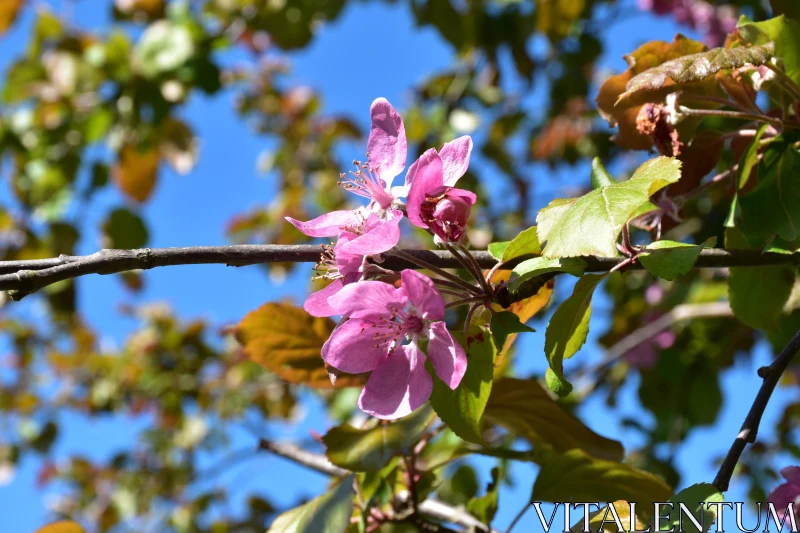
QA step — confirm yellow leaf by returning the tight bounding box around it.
[491,270,553,368]
[115,144,160,203]
[236,302,367,388]
[34,521,86,533]
[0,0,24,36]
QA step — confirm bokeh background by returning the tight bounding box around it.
[0,1,796,532]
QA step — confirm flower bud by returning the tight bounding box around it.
[427,190,473,243]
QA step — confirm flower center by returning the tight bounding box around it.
[337,159,394,210]
[311,244,342,281]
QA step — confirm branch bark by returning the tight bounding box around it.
[712,326,800,491]
[0,244,796,300]
[257,438,498,533]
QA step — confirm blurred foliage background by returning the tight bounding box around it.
[2,0,798,532]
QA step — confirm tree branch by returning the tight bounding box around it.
[257,438,498,533]
[712,326,800,491]
[0,245,796,300]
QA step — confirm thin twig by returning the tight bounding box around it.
[445,296,486,309]
[0,245,797,300]
[506,501,531,533]
[712,326,800,491]
[678,106,795,130]
[390,248,483,296]
[573,302,734,394]
[257,438,497,532]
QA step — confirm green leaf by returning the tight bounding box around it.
[661,483,724,533]
[466,466,502,527]
[726,228,796,332]
[537,198,577,244]
[322,407,434,472]
[591,157,617,189]
[638,238,715,281]
[738,123,770,189]
[738,15,800,84]
[490,311,535,350]
[510,257,587,289]
[487,241,510,261]
[729,265,795,331]
[618,43,776,101]
[483,377,624,461]
[739,139,800,246]
[103,208,149,250]
[502,226,542,262]
[541,157,682,258]
[429,325,496,445]
[544,274,606,396]
[531,450,672,509]
[267,475,354,533]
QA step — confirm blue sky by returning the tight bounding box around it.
[0,1,797,532]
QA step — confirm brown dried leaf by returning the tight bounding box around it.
[597,35,713,149]
[619,42,775,101]
[236,302,367,388]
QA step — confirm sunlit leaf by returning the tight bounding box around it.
[738,15,800,84]
[267,475,354,533]
[540,157,682,258]
[661,483,724,533]
[502,226,542,262]
[510,256,586,289]
[484,377,624,461]
[619,43,775,102]
[544,274,606,396]
[322,407,433,471]
[591,157,617,189]
[532,450,672,508]
[569,501,648,533]
[428,325,496,445]
[236,302,366,388]
[487,241,509,261]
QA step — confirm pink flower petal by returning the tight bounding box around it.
[406,149,444,228]
[783,466,800,486]
[401,270,444,321]
[768,482,800,522]
[447,187,477,205]
[427,321,467,389]
[327,279,406,319]
[368,98,407,186]
[285,209,358,237]
[338,210,403,256]
[439,136,473,187]
[303,278,345,317]
[322,318,397,373]
[358,344,433,420]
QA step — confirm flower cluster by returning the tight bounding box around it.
[286,98,476,420]
[637,0,737,47]
[769,467,800,522]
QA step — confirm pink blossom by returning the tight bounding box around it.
[637,0,736,47]
[303,211,402,317]
[769,467,800,522]
[285,98,410,254]
[407,138,476,243]
[321,269,467,419]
